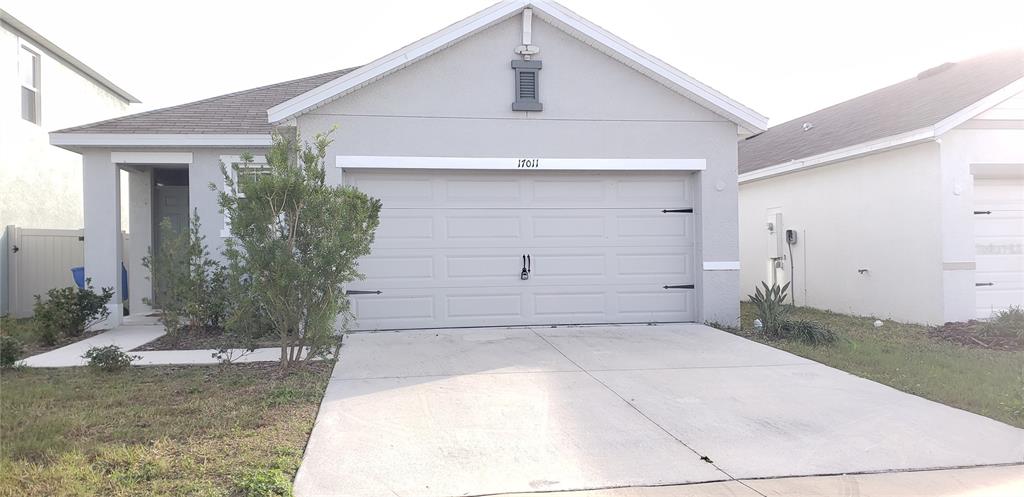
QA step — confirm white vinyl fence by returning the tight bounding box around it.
[3,226,128,318]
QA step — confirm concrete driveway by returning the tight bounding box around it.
[294,324,1024,497]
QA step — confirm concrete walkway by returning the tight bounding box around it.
[294,324,1024,497]
[19,315,296,367]
[496,465,1024,497]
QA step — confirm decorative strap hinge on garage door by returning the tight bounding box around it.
[663,284,695,290]
[662,208,694,213]
[973,210,992,215]
[346,290,382,295]
[975,282,995,287]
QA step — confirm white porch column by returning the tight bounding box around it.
[82,151,123,328]
[128,167,153,315]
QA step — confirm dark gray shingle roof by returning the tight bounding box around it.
[739,49,1024,174]
[55,67,358,134]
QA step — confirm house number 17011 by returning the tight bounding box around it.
[517,159,539,168]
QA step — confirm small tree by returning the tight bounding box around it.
[215,129,381,368]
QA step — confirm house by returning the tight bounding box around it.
[739,50,1024,325]
[50,0,766,330]
[0,9,138,315]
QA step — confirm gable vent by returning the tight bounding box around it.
[512,59,542,111]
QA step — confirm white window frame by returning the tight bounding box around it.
[19,40,41,124]
[220,155,268,237]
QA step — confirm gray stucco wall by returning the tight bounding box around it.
[294,15,742,324]
[79,14,744,325]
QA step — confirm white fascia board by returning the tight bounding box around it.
[111,152,193,164]
[267,1,527,123]
[738,128,936,184]
[336,156,706,171]
[50,133,273,148]
[267,0,767,133]
[703,261,740,271]
[933,76,1024,135]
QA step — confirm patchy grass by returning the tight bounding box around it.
[0,362,331,496]
[735,303,1024,428]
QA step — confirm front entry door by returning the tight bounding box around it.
[152,182,189,306]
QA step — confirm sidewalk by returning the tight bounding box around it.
[495,465,1024,497]
[19,315,297,367]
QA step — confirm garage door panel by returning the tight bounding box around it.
[357,246,694,289]
[346,171,694,209]
[349,176,435,205]
[352,295,436,325]
[371,209,692,249]
[533,179,606,203]
[529,254,606,278]
[346,169,697,329]
[974,177,1024,318]
[532,215,606,239]
[358,256,435,280]
[534,292,606,317]
[445,255,520,280]
[617,290,695,319]
[446,293,523,319]
[446,216,523,240]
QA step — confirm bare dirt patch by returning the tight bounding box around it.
[928,321,1023,351]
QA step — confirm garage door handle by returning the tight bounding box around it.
[346,290,382,295]
[975,282,994,287]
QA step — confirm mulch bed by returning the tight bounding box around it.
[132,331,278,351]
[928,321,1023,351]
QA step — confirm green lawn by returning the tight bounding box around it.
[737,303,1024,428]
[0,362,331,497]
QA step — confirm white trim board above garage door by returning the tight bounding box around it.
[343,169,697,330]
[337,156,706,171]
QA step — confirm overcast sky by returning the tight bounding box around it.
[6,0,1023,126]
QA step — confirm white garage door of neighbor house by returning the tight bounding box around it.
[343,170,697,330]
[974,176,1024,318]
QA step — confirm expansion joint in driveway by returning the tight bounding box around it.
[528,327,769,497]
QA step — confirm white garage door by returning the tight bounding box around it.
[974,176,1024,318]
[343,170,697,330]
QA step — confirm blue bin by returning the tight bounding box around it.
[70,264,128,301]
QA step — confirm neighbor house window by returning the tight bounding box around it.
[19,45,40,124]
[220,156,269,237]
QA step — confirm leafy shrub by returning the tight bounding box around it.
[33,282,114,345]
[781,319,837,346]
[235,467,292,497]
[1,335,25,367]
[143,212,227,335]
[748,282,791,339]
[979,305,1024,340]
[82,345,140,372]
[217,130,381,369]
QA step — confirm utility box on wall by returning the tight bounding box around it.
[766,212,784,259]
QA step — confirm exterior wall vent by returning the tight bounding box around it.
[512,59,542,111]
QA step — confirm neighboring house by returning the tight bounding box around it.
[739,50,1024,325]
[0,9,138,315]
[50,0,766,330]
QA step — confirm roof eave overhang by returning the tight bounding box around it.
[1,9,140,104]
[738,76,1024,184]
[266,0,767,133]
[49,133,273,151]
